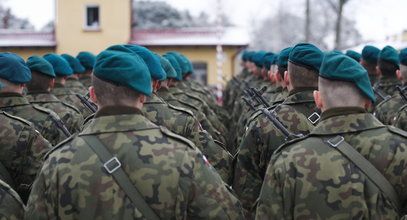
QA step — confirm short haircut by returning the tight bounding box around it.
[360,58,377,75]
[92,75,141,106]
[26,71,53,91]
[400,65,407,82]
[278,66,287,79]
[319,77,368,109]
[0,78,20,91]
[378,59,399,76]
[287,62,318,88]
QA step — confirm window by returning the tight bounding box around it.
[85,5,100,30]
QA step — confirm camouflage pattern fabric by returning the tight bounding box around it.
[256,107,407,219]
[0,92,68,146]
[65,78,88,96]
[375,76,402,96]
[51,83,94,118]
[142,92,232,183]
[0,111,51,200]
[25,107,244,219]
[0,179,24,220]
[79,75,92,88]
[394,104,407,131]
[374,92,407,125]
[26,91,84,134]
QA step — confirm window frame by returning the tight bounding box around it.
[84,4,101,31]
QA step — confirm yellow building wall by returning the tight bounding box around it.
[2,47,56,60]
[146,46,241,86]
[56,0,131,55]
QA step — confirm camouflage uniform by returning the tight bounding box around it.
[0,111,51,200]
[0,92,68,146]
[26,91,84,134]
[79,75,92,88]
[256,107,407,219]
[65,77,88,95]
[0,179,24,220]
[233,88,317,214]
[142,92,232,183]
[394,104,407,131]
[374,91,407,125]
[25,107,244,219]
[52,82,94,118]
[375,76,402,96]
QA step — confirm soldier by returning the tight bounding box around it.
[375,45,402,96]
[0,52,69,146]
[233,43,323,215]
[61,54,88,95]
[25,55,84,134]
[345,50,361,62]
[270,47,292,104]
[394,104,407,131]
[360,45,381,86]
[45,53,96,118]
[0,179,25,219]
[256,51,407,219]
[76,51,96,88]
[25,46,244,219]
[374,48,407,125]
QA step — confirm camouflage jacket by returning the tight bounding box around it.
[0,179,25,220]
[25,107,244,219]
[375,76,402,96]
[65,78,88,96]
[0,92,69,146]
[394,104,407,131]
[0,111,51,200]
[142,93,232,183]
[374,92,407,125]
[26,91,84,134]
[79,75,92,88]
[52,83,94,118]
[256,107,407,219]
[233,89,318,214]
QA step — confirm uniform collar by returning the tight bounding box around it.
[156,87,176,100]
[26,92,60,103]
[311,107,384,135]
[145,92,166,104]
[0,92,30,107]
[283,88,316,105]
[94,106,142,118]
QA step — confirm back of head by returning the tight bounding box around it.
[378,45,400,77]
[93,45,152,107]
[0,52,31,93]
[288,43,323,88]
[319,52,375,109]
[277,47,293,79]
[26,56,56,91]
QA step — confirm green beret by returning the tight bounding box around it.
[26,56,55,78]
[247,51,256,62]
[320,51,375,102]
[61,54,85,74]
[157,55,177,79]
[108,45,166,81]
[0,52,31,83]
[163,54,182,81]
[278,47,293,67]
[379,45,399,66]
[399,48,407,66]
[289,43,324,71]
[361,45,380,64]
[94,47,152,96]
[76,51,96,70]
[272,54,279,65]
[345,50,361,62]
[242,51,250,62]
[44,54,73,76]
[167,52,188,74]
[179,54,194,74]
[332,50,344,54]
[263,53,275,70]
[252,51,267,68]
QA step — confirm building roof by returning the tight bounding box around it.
[0,30,56,47]
[130,27,250,47]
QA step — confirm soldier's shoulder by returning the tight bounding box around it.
[0,180,24,208]
[168,104,195,117]
[44,134,77,159]
[386,125,407,138]
[32,104,57,116]
[177,99,200,111]
[158,126,195,150]
[273,134,316,155]
[61,102,81,114]
[1,111,33,126]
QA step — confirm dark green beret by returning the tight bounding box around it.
[272,54,279,65]
[43,54,73,76]
[163,54,182,81]
[289,43,324,71]
[61,54,85,74]
[0,52,31,83]
[399,48,407,66]
[94,47,152,96]
[345,50,361,62]
[26,56,55,78]
[252,51,267,68]
[76,51,96,70]
[361,45,380,64]
[247,51,256,62]
[278,47,293,67]
[179,54,194,74]
[320,51,375,102]
[167,52,188,74]
[107,45,166,82]
[157,55,176,79]
[379,45,399,66]
[242,51,250,62]
[332,50,344,54]
[263,53,275,70]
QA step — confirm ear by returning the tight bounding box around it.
[139,94,146,104]
[396,69,402,80]
[49,78,55,89]
[313,90,323,110]
[89,86,98,104]
[364,99,372,109]
[376,66,382,76]
[284,71,290,86]
[276,71,282,82]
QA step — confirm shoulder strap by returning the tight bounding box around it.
[325,135,401,212]
[80,135,160,220]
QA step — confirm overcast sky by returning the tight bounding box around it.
[3,0,407,42]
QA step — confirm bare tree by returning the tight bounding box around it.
[327,0,350,50]
[305,0,311,42]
